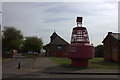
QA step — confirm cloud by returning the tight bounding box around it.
[2,2,118,46]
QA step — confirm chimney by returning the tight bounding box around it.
[108,32,112,35]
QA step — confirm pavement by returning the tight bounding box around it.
[2,57,35,78]
[2,56,120,79]
[32,57,65,73]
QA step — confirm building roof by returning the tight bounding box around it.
[49,32,69,45]
[111,33,120,40]
[102,32,120,43]
[50,32,58,38]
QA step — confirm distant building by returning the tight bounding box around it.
[2,51,13,58]
[102,32,120,63]
[46,32,69,57]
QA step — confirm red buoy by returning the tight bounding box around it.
[68,17,94,66]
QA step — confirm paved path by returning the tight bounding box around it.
[3,58,35,73]
[29,57,120,79]
[2,58,36,78]
[2,57,120,79]
[32,57,64,73]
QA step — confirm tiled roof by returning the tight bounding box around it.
[102,32,120,43]
[111,33,120,40]
[49,32,69,45]
[50,32,58,38]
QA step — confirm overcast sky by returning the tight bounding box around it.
[1,1,118,46]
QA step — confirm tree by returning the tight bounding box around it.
[23,36,43,52]
[43,44,47,51]
[95,45,103,57]
[2,27,23,51]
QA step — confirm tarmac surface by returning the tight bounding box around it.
[2,56,120,79]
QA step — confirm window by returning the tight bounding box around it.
[56,46,62,50]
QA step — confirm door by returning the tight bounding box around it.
[57,50,62,58]
[56,46,62,58]
[112,48,118,61]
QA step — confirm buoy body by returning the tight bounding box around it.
[68,17,94,66]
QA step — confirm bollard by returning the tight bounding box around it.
[18,62,20,69]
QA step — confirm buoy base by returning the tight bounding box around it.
[71,59,88,66]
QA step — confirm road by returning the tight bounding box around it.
[3,57,35,78]
[2,57,120,80]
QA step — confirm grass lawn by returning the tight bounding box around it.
[0,57,2,60]
[2,58,13,61]
[23,53,38,59]
[50,57,120,69]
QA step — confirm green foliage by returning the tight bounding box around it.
[88,58,120,69]
[50,57,71,65]
[43,44,47,51]
[95,45,103,57]
[2,27,23,51]
[50,57,120,69]
[23,36,43,52]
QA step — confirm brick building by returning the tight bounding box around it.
[102,32,120,63]
[46,32,69,57]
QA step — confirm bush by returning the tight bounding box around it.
[95,45,103,57]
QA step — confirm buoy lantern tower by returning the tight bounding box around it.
[68,17,94,66]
